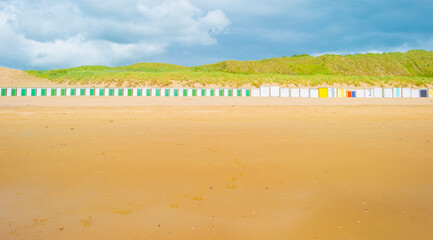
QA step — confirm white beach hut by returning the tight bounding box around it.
[280,88,290,97]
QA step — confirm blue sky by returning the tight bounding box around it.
[1,0,433,70]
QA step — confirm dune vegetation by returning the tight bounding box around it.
[27,50,433,87]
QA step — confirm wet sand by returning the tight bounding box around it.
[1,101,433,239]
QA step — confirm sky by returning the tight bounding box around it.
[1,0,433,70]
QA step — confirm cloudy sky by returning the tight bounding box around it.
[1,0,433,70]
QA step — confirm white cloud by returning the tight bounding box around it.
[310,40,433,57]
[0,0,230,69]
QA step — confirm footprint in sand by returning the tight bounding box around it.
[113,210,132,215]
[225,159,246,189]
[32,218,48,227]
[80,217,93,227]
[169,203,179,209]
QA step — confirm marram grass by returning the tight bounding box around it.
[27,50,433,87]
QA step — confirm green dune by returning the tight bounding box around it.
[27,50,433,87]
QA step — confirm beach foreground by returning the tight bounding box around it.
[1,102,433,239]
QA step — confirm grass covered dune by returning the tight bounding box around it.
[27,50,433,87]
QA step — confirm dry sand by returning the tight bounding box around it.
[0,68,65,88]
[1,99,433,240]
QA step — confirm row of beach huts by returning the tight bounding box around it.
[1,87,432,98]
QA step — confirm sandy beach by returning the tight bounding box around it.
[1,99,433,239]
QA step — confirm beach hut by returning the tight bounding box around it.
[241,89,250,97]
[76,88,84,96]
[177,88,185,97]
[26,88,35,96]
[81,88,86,96]
[132,88,140,96]
[337,88,347,98]
[159,88,167,97]
[373,88,383,98]
[146,88,153,96]
[327,88,337,98]
[216,89,222,97]
[95,88,102,96]
[402,88,411,98]
[15,88,22,96]
[122,88,128,96]
[106,88,114,96]
[280,88,290,97]
[87,88,93,96]
[0,88,6,96]
[383,88,393,98]
[151,88,161,97]
[270,86,280,97]
[70,88,78,96]
[205,89,211,96]
[6,88,14,96]
[49,88,57,96]
[260,86,270,97]
[42,88,48,96]
[125,88,133,96]
[364,89,373,98]
[231,88,237,97]
[184,88,191,97]
[211,89,217,96]
[420,89,428,98]
[290,88,300,97]
[300,88,309,98]
[60,88,66,96]
[46,88,52,96]
[206,89,213,96]
[310,89,319,98]
[222,89,229,97]
[429,89,433,98]
[356,90,365,98]
[115,88,123,96]
[17,88,26,96]
[411,89,420,98]
[393,88,401,97]
[94,88,102,96]
[251,88,260,97]
[168,88,175,97]
[318,88,328,98]
[6,88,15,96]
